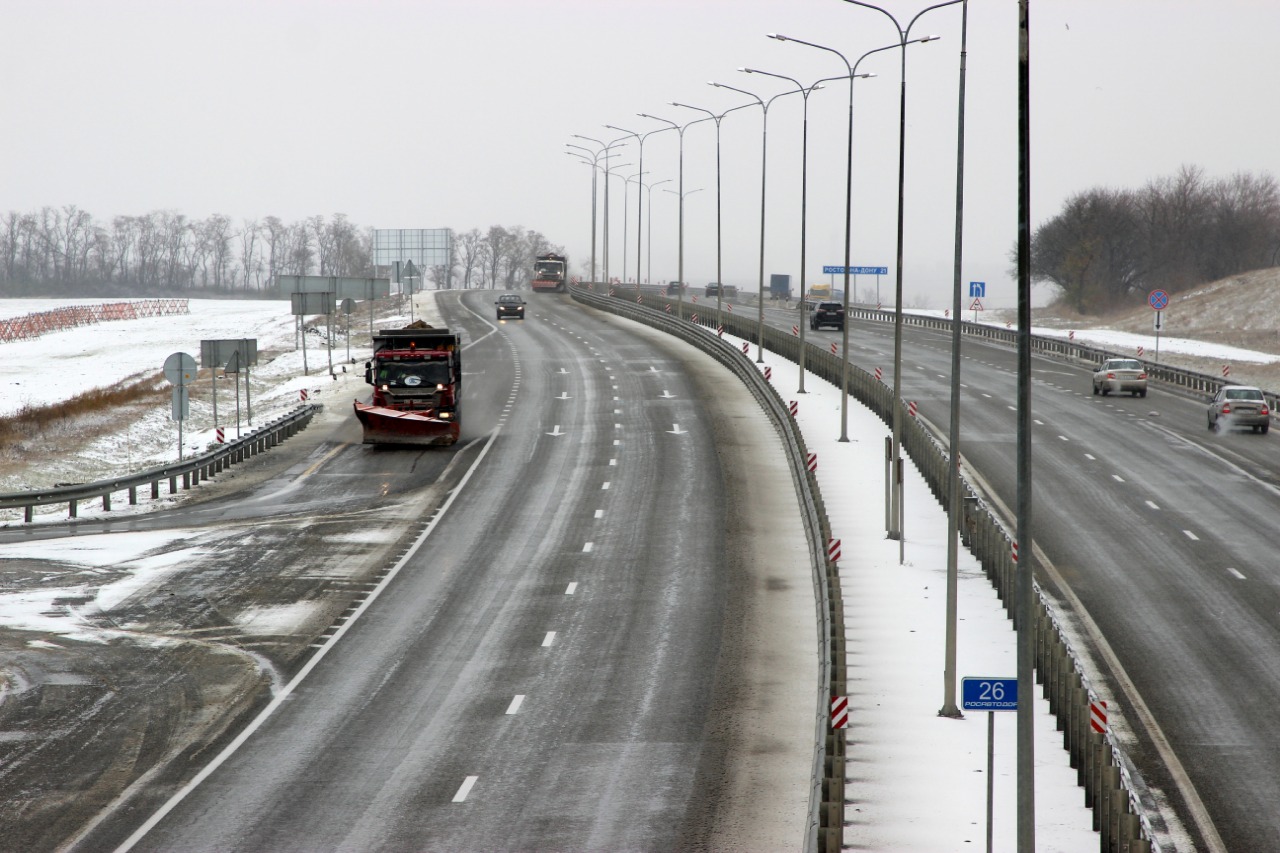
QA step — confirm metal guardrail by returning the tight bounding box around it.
[0,405,319,524]
[570,284,844,853]
[575,282,1164,853]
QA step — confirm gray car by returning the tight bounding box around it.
[1208,385,1271,434]
[1092,358,1147,397]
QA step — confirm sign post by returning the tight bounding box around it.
[963,677,1018,853]
[163,352,197,461]
[1149,289,1168,363]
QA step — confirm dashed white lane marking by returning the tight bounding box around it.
[1112,474,1125,483]
[565,582,578,595]
[1145,500,1160,510]
[594,509,604,519]
[1058,435,1070,441]
[1226,568,1247,580]
[453,776,479,802]
[613,439,621,446]
[609,458,617,466]
[1084,453,1096,461]
[542,631,556,647]
[1184,530,1200,541]
[602,482,611,490]
[505,695,525,715]
[583,542,594,553]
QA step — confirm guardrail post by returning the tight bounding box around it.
[128,485,138,506]
[68,498,77,518]
[102,492,111,512]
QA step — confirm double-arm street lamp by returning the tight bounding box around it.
[573,134,630,285]
[741,67,823,393]
[566,143,623,284]
[708,80,810,364]
[670,100,756,313]
[604,124,676,288]
[637,113,713,312]
[645,178,672,282]
[623,171,647,284]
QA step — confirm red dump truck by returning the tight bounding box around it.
[531,252,568,293]
[353,327,462,446]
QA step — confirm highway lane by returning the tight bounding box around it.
[104,291,814,852]
[751,301,1280,851]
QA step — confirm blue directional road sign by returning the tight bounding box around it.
[823,265,888,275]
[962,677,1018,711]
[969,281,986,298]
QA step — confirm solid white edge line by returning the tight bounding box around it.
[111,426,505,853]
[453,776,479,802]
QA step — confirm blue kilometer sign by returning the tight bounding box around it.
[962,677,1018,711]
[823,265,888,275]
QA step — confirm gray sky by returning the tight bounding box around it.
[3,1,1276,308]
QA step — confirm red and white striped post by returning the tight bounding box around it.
[300,389,309,402]
[827,538,841,562]
[789,400,798,417]
[874,366,882,383]
[908,401,918,418]
[764,366,772,382]
[807,452,817,473]
[1090,699,1108,733]
[792,325,799,336]
[830,342,838,355]
[741,342,750,355]
[831,696,849,729]
[1223,364,1231,378]
[216,427,225,444]
[1011,541,1019,563]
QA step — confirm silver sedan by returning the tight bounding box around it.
[1208,385,1271,434]
[1092,358,1148,397]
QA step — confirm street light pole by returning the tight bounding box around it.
[638,113,711,314]
[623,171,647,284]
[840,0,958,549]
[605,124,675,288]
[646,178,671,282]
[671,100,755,314]
[567,143,623,285]
[709,80,808,364]
[742,68,823,393]
[574,134,629,285]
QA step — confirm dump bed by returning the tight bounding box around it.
[372,328,460,355]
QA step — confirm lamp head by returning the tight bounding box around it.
[737,67,749,73]
[767,33,786,41]
[923,34,941,42]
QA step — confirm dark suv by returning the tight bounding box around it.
[809,301,844,330]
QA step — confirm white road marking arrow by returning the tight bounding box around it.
[659,390,675,399]
[555,392,572,400]
[557,368,569,374]
[547,425,565,437]
[649,366,659,372]
[667,423,687,435]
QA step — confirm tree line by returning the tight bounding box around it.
[0,206,563,297]
[1023,165,1280,314]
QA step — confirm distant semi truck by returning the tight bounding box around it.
[769,274,792,302]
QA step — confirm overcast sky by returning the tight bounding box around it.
[3,1,1276,308]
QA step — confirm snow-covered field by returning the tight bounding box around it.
[2,294,1225,850]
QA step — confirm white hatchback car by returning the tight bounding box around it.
[1092,358,1147,397]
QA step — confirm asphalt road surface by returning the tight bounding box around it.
[43,291,816,852]
[768,301,1279,852]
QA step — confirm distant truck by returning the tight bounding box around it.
[769,273,792,302]
[353,327,462,446]
[531,252,568,293]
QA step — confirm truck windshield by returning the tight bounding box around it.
[381,361,451,387]
[535,262,563,277]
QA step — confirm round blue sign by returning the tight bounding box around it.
[1148,289,1169,310]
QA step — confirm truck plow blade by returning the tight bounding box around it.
[354,401,459,446]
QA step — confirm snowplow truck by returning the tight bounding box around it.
[531,252,568,293]
[354,328,462,446]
